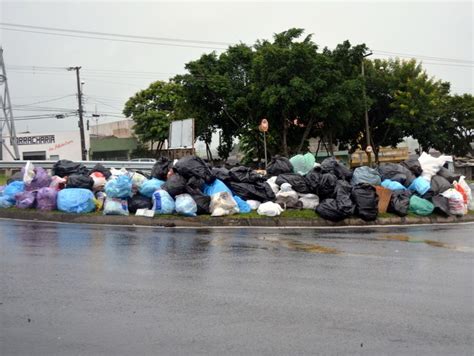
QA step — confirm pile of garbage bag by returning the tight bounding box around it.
[0,152,472,221]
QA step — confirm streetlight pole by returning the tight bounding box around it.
[68,66,87,160]
[361,52,373,166]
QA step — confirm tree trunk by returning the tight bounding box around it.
[282,118,289,157]
[205,141,213,162]
[297,117,315,154]
[328,130,334,156]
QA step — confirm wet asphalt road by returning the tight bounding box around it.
[1,220,473,355]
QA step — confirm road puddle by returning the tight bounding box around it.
[378,235,473,253]
[256,236,340,254]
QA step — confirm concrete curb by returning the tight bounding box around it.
[1,209,473,228]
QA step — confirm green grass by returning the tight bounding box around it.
[0,175,6,186]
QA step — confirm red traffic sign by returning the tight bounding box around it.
[365,145,373,153]
[259,118,269,132]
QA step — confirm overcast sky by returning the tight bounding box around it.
[0,0,472,134]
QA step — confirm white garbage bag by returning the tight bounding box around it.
[210,191,239,217]
[298,193,320,209]
[441,188,466,216]
[418,152,453,181]
[246,200,261,210]
[266,176,280,195]
[257,201,284,217]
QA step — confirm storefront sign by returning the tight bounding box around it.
[11,135,56,146]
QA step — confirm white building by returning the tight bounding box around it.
[1,130,90,161]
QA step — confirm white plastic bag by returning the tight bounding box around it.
[299,193,320,209]
[246,200,261,210]
[210,191,239,217]
[23,161,35,185]
[90,172,107,191]
[457,176,473,211]
[441,188,465,216]
[130,172,148,191]
[110,167,128,178]
[266,176,280,195]
[103,197,129,216]
[257,201,284,217]
[276,183,298,200]
[418,152,453,181]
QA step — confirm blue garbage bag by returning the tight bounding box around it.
[233,195,251,213]
[0,197,13,208]
[381,179,406,191]
[152,190,175,215]
[203,179,232,196]
[3,181,25,203]
[57,188,95,213]
[175,193,197,217]
[105,175,132,198]
[139,178,165,198]
[408,176,431,196]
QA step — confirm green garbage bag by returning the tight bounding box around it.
[409,195,434,216]
[290,153,315,175]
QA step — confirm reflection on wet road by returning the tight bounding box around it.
[1,220,473,355]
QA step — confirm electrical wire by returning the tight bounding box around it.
[0,22,232,46]
[0,27,227,50]
[14,94,75,107]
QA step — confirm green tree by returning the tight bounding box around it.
[123,80,184,155]
[435,94,474,156]
[347,58,451,162]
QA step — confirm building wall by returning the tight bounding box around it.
[90,119,135,138]
[2,130,90,161]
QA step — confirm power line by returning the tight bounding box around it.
[0,22,232,46]
[0,27,227,50]
[14,94,75,107]
[372,49,474,64]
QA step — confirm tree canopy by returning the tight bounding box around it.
[124,28,472,161]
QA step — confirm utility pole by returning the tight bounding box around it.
[68,66,87,160]
[361,52,373,166]
[0,47,20,160]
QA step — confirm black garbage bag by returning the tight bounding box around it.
[228,181,275,202]
[351,183,379,221]
[90,163,111,179]
[320,157,353,181]
[66,174,94,190]
[151,157,172,180]
[7,171,23,184]
[185,187,211,214]
[162,173,187,198]
[431,195,451,217]
[276,195,303,209]
[436,167,460,184]
[377,163,415,187]
[211,167,231,183]
[317,173,338,200]
[275,173,310,194]
[387,189,412,217]
[127,194,152,214]
[187,176,205,190]
[174,156,215,184]
[53,159,88,177]
[431,175,451,195]
[229,166,265,184]
[304,168,322,193]
[401,158,423,177]
[266,156,293,176]
[421,189,434,201]
[315,180,354,221]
